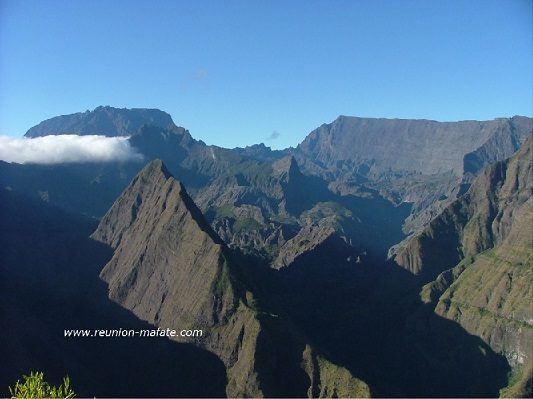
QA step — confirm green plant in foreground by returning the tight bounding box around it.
[9,371,75,398]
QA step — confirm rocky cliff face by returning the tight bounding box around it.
[25,106,175,137]
[91,160,254,395]
[92,159,370,397]
[296,115,530,178]
[394,138,532,396]
[295,115,532,233]
[194,155,343,260]
[394,137,532,281]
[91,160,232,327]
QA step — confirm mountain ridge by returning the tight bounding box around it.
[3,106,531,396]
[91,159,371,397]
[25,106,175,138]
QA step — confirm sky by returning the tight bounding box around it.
[0,0,531,149]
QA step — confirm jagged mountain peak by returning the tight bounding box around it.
[137,158,171,179]
[91,158,235,328]
[124,158,174,193]
[92,158,221,250]
[272,154,302,181]
[233,142,287,162]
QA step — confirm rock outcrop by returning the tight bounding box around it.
[14,107,532,241]
[6,105,532,397]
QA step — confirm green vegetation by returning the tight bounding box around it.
[214,203,234,219]
[419,256,472,305]
[443,298,533,330]
[300,202,353,231]
[269,213,298,225]
[257,242,280,262]
[499,364,533,398]
[314,354,371,398]
[223,160,274,188]
[233,217,262,233]
[302,201,352,221]
[9,372,75,399]
[463,211,484,235]
[211,258,232,297]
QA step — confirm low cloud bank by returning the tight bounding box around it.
[0,135,143,164]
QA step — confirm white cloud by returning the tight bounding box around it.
[0,135,143,164]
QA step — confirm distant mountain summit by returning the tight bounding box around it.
[24,106,175,137]
[294,114,532,232]
[296,115,531,178]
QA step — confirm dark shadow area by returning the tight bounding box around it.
[254,314,311,398]
[281,173,338,217]
[0,160,143,218]
[0,171,513,397]
[267,252,510,397]
[337,194,412,261]
[0,189,227,397]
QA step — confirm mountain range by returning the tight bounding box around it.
[1,106,531,397]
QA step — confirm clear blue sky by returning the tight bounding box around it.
[0,0,531,149]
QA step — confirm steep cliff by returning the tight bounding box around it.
[395,138,532,396]
[394,137,532,281]
[295,115,532,233]
[296,115,530,179]
[91,159,370,397]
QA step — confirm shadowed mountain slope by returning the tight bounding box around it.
[0,160,142,218]
[11,108,532,239]
[0,188,227,397]
[393,137,533,397]
[91,159,371,397]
